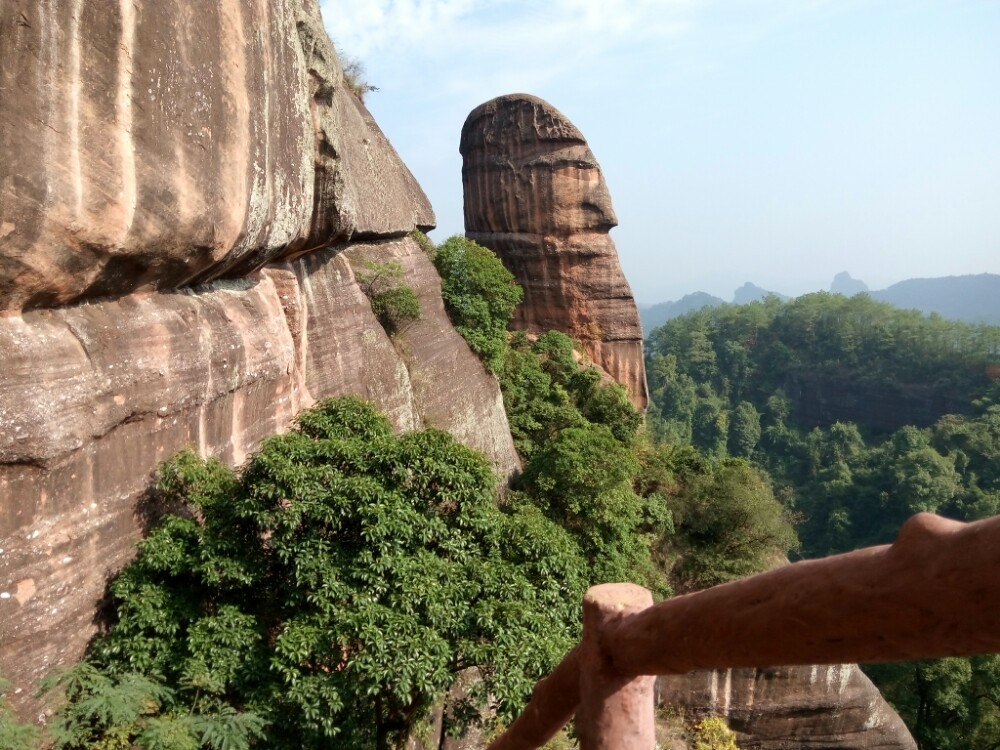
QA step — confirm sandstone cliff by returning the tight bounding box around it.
[0,0,517,710]
[460,94,649,410]
[659,665,917,750]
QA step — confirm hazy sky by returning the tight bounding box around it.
[319,0,999,303]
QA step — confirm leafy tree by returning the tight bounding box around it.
[432,235,523,373]
[659,459,799,592]
[40,664,265,750]
[866,657,1000,750]
[516,425,668,596]
[646,294,1000,748]
[499,332,641,460]
[58,398,588,750]
[356,260,421,333]
[728,401,761,457]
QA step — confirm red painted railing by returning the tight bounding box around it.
[488,512,1000,750]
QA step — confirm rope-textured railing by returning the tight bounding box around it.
[488,512,1000,750]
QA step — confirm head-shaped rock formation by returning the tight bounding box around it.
[461,94,648,410]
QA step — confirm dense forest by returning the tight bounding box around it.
[0,237,794,749]
[646,292,1000,750]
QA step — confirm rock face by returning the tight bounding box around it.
[460,94,648,410]
[658,666,917,749]
[0,0,433,312]
[0,0,516,712]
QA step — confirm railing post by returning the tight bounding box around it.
[576,583,655,750]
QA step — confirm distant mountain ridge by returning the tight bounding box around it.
[639,273,1000,335]
[871,274,1000,326]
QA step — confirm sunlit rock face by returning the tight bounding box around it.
[0,0,517,713]
[0,0,433,312]
[658,665,917,750]
[460,93,649,410]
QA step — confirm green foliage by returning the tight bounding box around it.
[517,424,664,592]
[40,663,265,750]
[867,656,1000,750]
[647,294,1000,747]
[500,332,641,459]
[59,398,587,749]
[432,235,523,373]
[728,401,761,457]
[636,449,799,593]
[647,293,999,447]
[356,260,421,333]
[691,716,738,750]
[0,678,41,750]
[410,229,435,258]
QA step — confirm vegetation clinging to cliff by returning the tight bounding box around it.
[431,235,523,374]
[356,260,421,334]
[434,235,797,597]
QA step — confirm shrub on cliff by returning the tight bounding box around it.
[432,235,523,373]
[356,260,421,334]
[338,48,378,102]
[691,716,738,750]
[55,398,587,750]
[516,424,669,597]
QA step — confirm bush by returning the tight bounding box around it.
[356,260,421,334]
[57,398,587,749]
[411,229,435,258]
[432,236,523,373]
[338,48,378,102]
[691,716,738,750]
[659,459,799,592]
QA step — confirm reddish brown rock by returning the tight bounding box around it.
[0,237,518,712]
[658,666,916,750]
[460,94,648,410]
[0,0,433,312]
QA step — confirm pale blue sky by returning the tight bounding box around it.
[320,0,999,303]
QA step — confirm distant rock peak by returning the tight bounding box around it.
[831,271,870,296]
[461,94,647,409]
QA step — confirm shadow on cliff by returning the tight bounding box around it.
[88,482,198,639]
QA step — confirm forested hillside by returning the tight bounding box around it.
[646,292,1000,749]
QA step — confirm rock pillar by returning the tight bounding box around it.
[460,94,649,410]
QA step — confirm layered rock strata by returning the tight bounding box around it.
[460,94,648,410]
[658,666,916,750]
[0,0,516,712]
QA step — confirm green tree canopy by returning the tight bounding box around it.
[57,398,588,750]
[432,235,523,373]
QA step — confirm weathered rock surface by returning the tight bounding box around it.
[0,235,519,711]
[658,666,916,749]
[0,0,433,312]
[460,94,648,410]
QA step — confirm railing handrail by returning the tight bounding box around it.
[489,512,1000,749]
